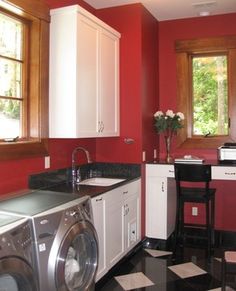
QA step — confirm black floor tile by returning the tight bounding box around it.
[184,273,221,290]
[95,245,225,291]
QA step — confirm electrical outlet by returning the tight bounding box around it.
[44,156,50,169]
[192,207,198,216]
[142,151,146,162]
[154,149,157,159]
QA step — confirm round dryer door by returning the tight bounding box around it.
[0,257,38,291]
[56,220,98,291]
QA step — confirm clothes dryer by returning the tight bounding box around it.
[0,190,98,291]
[0,213,38,291]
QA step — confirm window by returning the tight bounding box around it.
[192,54,228,136]
[0,0,49,160]
[175,36,236,149]
[0,12,26,139]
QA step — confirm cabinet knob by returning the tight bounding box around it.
[161,182,164,192]
[98,121,101,132]
[101,121,104,132]
[96,197,103,202]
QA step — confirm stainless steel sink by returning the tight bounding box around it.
[78,177,126,186]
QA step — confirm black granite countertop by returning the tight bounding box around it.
[28,162,141,199]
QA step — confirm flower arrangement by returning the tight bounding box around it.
[153,110,184,162]
[154,110,184,137]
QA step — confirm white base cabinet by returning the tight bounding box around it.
[105,188,124,268]
[49,5,120,138]
[91,179,141,282]
[145,164,176,240]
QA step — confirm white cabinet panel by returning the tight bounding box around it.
[212,166,236,180]
[49,5,120,138]
[91,195,106,281]
[146,164,176,240]
[77,14,99,136]
[146,164,174,178]
[99,29,120,136]
[122,180,141,251]
[105,188,124,267]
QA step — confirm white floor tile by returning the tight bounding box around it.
[168,262,207,278]
[115,272,154,290]
[144,248,173,257]
[209,287,235,291]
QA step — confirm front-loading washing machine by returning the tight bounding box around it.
[0,190,98,291]
[0,212,38,291]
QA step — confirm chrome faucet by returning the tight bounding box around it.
[72,147,92,184]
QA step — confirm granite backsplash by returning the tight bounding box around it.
[29,162,141,190]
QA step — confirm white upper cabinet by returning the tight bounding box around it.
[49,5,120,138]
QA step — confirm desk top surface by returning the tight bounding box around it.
[146,159,236,167]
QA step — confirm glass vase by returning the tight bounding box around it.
[164,135,173,163]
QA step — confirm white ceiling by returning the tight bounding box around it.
[83,0,236,21]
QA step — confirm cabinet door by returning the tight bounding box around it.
[77,13,100,137]
[91,195,107,281]
[105,189,124,267]
[146,173,176,240]
[99,28,120,136]
[124,193,140,251]
[49,8,78,138]
[146,176,168,239]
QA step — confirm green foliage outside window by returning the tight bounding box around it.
[0,12,22,137]
[192,55,228,136]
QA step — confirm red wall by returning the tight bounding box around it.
[159,13,236,159]
[96,5,143,163]
[0,139,96,195]
[141,7,159,161]
[96,4,158,163]
[159,13,236,231]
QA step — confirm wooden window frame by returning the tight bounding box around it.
[176,36,236,149]
[0,0,50,160]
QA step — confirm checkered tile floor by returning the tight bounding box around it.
[95,246,236,290]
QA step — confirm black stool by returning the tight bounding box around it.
[173,163,216,256]
[222,250,236,290]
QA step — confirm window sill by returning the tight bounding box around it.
[177,136,235,149]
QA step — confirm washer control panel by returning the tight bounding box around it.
[0,220,32,254]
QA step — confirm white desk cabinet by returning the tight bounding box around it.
[92,179,141,282]
[49,5,120,138]
[146,164,176,240]
[212,166,236,180]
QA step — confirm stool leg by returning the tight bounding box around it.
[222,257,226,291]
[173,196,180,256]
[211,196,215,247]
[206,200,210,256]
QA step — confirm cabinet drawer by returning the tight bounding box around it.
[121,179,141,198]
[146,164,174,178]
[212,166,236,180]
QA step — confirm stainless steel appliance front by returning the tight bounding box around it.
[0,213,38,291]
[0,191,98,291]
